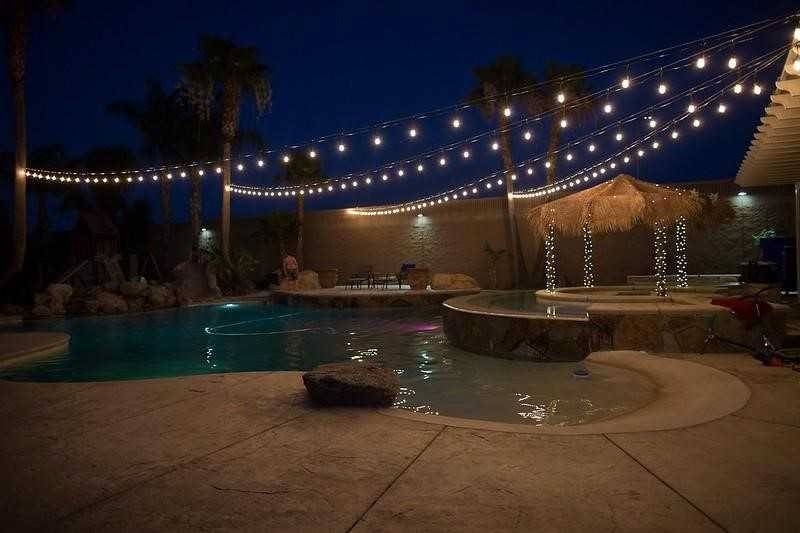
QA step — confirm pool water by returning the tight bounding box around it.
[1,303,656,426]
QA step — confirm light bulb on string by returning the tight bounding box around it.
[523,130,532,141]
[658,83,668,95]
[451,118,461,129]
[717,103,727,114]
[236,163,244,171]
[621,77,631,89]
[603,103,613,114]
[545,160,552,168]
[337,143,346,152]
[257,159,264,167]
[733,83,742,94]
[439,157,447,166]
[491,141,499,151]
[408,128,417,138]
[687,103,696,113]
[588,143,596,152]
[615,131,624,141]
[462,149,470,159]
[671,130,679,139]
[695,56,706,69]
[503,106,512,117]
[527,167,534,175]
[566,153,573,161]
[559,118,568,128]
[556,92,566,104]
[308,150,316,158]
[215,167,222,174]
[373,136,382,146]
[417,164,424,172]
[693,117,702,127]
[728,56,738,69]
[753,83,762,95]
[282,155,290,163]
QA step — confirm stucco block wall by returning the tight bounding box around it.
[166,181,793,288]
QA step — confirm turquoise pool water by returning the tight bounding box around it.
[1,303,655,425]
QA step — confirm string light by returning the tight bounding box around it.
[621,77,631,89]
[373,136,382,146]
[582,214,595,288]
[503,106,512,117]
[556,92,566,103]
[654,220,669,297]
[603,103,613,113]
[523,130,533,141]
[451,118,461,128]
[491,141,500,150]
[675,216,688,288]
[733,83,743,93]
[695,56,707,69]
[282,155,290,163]
[658,83,668,94]
[728,56,738,69]
[560,118,568,128]
[752,83,762,95]
[337,143,346,152]
[545,217,558,293]
[687,102,697,113]
[717,103,727,113]
[408,128,417,138]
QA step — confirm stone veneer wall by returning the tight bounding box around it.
[164,181,792,288]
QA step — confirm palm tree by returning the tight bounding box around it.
[108,80,196,269]
[1,0,70,286]
[181,35,271,261]
[467,56,539,288]
[542,62,594,184]
[279,150,324,269]
[254,211,299,257]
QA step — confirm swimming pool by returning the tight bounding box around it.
[1,303,656,425]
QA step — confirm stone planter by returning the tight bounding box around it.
[317,269,338,289]
[407,268,430,290]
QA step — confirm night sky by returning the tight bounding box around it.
[1,0,798,228]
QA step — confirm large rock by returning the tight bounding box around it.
[431,273,480,290]
[31,304,52,318]
[46,283,73,306]
[119,280,148,297]
[147,285,176,308]
[302,363,400,407]
[96,291,128,314]
[296,270,320,291]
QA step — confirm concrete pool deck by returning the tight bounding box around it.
[1,353,798,532]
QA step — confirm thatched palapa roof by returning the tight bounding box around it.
[527,174,703,237]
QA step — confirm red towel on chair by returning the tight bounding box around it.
[710,297,773,329]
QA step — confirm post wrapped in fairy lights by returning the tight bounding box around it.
[654,220,669,297]
[582,213,595,287]
[674,216,688,288]
[545,215,558,293]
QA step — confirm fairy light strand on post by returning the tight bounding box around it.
[674,216,688,288]
[582,213,595,288]
[654,220,669,297]
[545,213,558,293]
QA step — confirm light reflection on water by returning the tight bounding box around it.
[3,303,655,425]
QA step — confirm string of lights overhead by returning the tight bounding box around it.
[229,45,783,202]
[23,15,794,185]
[343,47,784,216]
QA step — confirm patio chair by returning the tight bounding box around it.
[373,272,401,290]
[346,266,374,289]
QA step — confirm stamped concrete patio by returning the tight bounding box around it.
[1,352,798,532]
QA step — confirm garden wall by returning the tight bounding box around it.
[167,181,793,289]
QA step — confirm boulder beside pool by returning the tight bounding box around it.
[302,363,400,407]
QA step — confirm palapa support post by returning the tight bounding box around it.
[674,216,688,288]
[654,219,669,297]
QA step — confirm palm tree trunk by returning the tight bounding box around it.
[296,196,304,270]
[546,122,560,185]
[498,117,519,288]
[221,141,232,261]
[160,179,171,269]
[189,175,202,262]
[3,4,28,285]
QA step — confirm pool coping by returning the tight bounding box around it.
[442,292,590,322]
[0,332,71,368]
[380,350,751,435]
